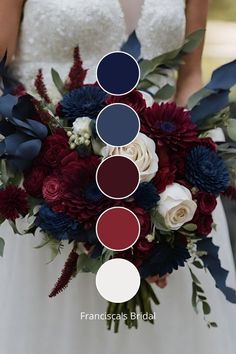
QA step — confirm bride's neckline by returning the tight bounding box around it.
[118,0,145,36]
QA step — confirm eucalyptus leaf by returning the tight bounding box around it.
[227,119,236,141]
[0,237,5,257]
[183,223,198,232]
[182,29,205,54]
[154,84,175,101]
[51,68,66,96]
[202,301,211,315]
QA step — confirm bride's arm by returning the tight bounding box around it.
[0,0,25,63]
[175,0,208,106]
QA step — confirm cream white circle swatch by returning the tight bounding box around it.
[95,258,141,303]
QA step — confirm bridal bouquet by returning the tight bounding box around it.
[0,31,236,333]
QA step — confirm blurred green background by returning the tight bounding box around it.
[209,0,236,21]
[203,1,236,82]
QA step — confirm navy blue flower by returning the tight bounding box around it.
[186,146,230,195]
[139,237,190,278]
[0,94,48,170]
[133,182,160,210]
[60,85,107,120]
[37,204,79,241]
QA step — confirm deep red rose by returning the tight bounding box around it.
[0,186,28,220]
[39,129,70,168]
[192,210,214,236]
[106,90,146,114]
[141,102,198,151]
[42,176,64,203]
[196,192,217,215]
[23,166,48,198]
[152,146,176,193]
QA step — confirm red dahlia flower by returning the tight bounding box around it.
[56,155,114,228]
[106,90,146,114]
[141,102,198,150]
[0,186,28,220]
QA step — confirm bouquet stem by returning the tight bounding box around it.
[106,280,160,333]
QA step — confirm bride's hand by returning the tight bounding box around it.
[146,274,169,288]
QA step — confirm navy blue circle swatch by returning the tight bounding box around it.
[96,51,140,95]
[96,103,140,146]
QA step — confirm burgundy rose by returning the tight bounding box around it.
[152,146,176,193]
[0,186,28,220]
[197,192,217,215]
[39,129,70,168]
[42,176,64,203]
[106,90,146,114]
[192,210,214,237]
[24,166,48,198]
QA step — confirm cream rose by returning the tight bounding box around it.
[158,183,197,230]
[101,133,159,182]
[206,127,225,142]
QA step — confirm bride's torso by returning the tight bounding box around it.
[12,0,186,95]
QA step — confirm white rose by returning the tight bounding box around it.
[101,132,159,182]
[139,90,154,107]
[158,183,197,230]
[73,117,92,137]
[206,127,225,142]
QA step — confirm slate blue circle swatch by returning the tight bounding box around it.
[96,103,140,146]
[96,51,140,95]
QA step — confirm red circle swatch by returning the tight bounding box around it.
[96,156,139,199]
[96,207,140,251]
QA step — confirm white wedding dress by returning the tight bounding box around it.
[0,1,236,353]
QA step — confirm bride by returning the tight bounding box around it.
[0,1,235,353]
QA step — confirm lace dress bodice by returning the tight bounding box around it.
[12,0,186,96]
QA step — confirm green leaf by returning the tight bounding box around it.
[227,119,236,141]
[154,84,175,101]
[192,260,204,269]
[202,301,211,315]
[51,68,66,96]
[209,322,218,328]
[0,160,9,185]
[0,237,5,257]
[192,282,198,313]
[189,267,201,284]
[151,209,170,232]
[182,29,205,54]
[187,88,212,110]
[183,223,198,232]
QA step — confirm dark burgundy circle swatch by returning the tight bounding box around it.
[96,156,140,199]
[96,51,140,95]
[96,207,140,251]
[96,104,140,146]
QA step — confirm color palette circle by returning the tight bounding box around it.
[96,103,140,147]
[96,155,140,199]
[95,258,141,303]
[96,51,140,95]
[96,207,140,251]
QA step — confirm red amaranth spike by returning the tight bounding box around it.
[32,99,52,124]
[49,249,79,298]
[65,46,88,90]
[222,186,236,201]
[34,69,51,103]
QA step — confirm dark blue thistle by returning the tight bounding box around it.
[0,94,48,171]
[133,182,160,210]
[185,146,230,195]
[139,238,190,278]
[83,182,104,202]
[60,85,107,120]
[37,204,79,241]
